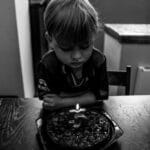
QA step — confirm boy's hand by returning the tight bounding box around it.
[42,94,61,109]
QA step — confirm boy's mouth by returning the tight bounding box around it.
[70,62,84,68]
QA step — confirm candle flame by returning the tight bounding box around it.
[76,103,80,110]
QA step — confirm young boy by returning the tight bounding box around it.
[37,0,109,110]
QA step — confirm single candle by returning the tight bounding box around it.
[69,103,86,113]
[76,103,80,110]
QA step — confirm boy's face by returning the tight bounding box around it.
[48,36,94,69]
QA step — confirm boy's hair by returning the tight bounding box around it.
[44,0,103,46]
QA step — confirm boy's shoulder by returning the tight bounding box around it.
[91,47,106,67]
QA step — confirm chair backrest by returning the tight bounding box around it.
[107,66,131,95]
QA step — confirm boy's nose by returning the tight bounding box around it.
[71,49,82,61]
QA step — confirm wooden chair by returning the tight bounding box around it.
[107,66,131,95]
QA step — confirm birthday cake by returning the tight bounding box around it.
[36,104,123,150]
[47,111,111,149]
[43,105,113,150]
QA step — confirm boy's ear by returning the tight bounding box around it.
[45,31,52,42]
[45,32,54,50]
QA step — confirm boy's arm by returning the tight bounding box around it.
[37,62,59,99]
[43,91,97,110]
[61,91,96,106]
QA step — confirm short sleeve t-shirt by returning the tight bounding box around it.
[37,48,108,100]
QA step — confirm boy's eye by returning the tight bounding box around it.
[79,41,92,50]
[79,44,90,50]
[60,47,72,52]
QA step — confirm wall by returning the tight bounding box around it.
[0,0,35,97]
[104,33,122,70]
[91,0,150,23]
[0,0,23,96]
[15,0,35,97]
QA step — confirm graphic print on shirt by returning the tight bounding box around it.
[38,79,50,92]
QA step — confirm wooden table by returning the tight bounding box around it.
[0,95,150,150]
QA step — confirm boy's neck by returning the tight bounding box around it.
[71,66,83,73]
[71,67,83,79]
